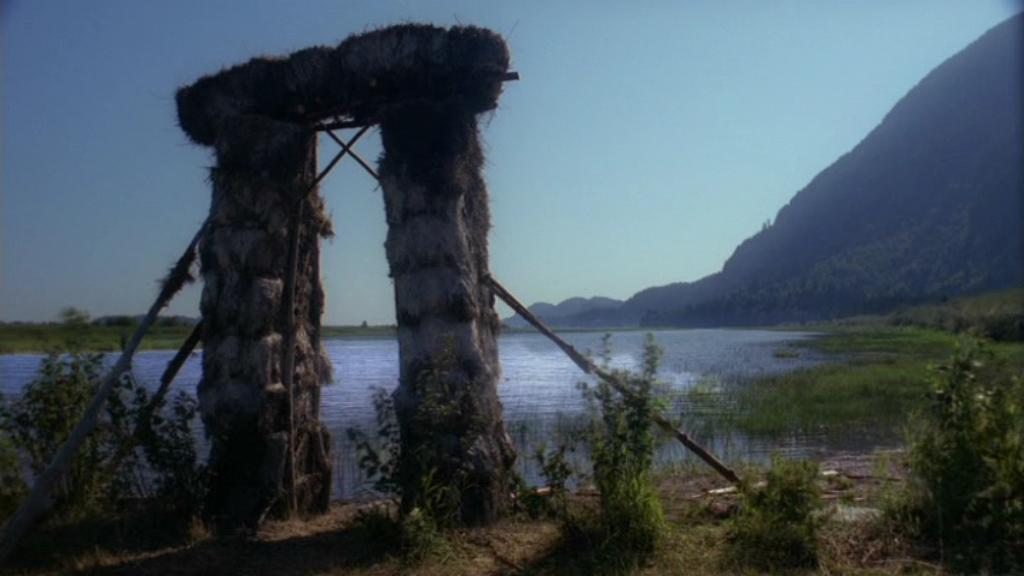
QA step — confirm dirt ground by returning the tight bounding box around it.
[7,449,936,576]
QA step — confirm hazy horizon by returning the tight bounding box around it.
[3,1,1021,325]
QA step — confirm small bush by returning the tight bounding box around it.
[727,455,821,571]
[398,505,454,562]
[0,352,113,517]
[566,334,667,570]
[896,339,1024,572]
[346,388,401,500]
[514,443,576,520]
[346,385,455,561]
[0,350,207,528]
[108,377,209,524]
[351,502,452,563]
[353,503,402,546]
[0,433,27,521]
[349,489,453,563]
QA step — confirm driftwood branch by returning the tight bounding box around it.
[0,220,208,563]
[483,274,741,485]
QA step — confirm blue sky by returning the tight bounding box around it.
[2,1,1020,325]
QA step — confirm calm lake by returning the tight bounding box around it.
[0,329,882,499]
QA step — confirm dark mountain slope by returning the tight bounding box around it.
[635,13,1023,326]
[509,14,1022,329]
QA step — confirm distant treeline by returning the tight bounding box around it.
[0,321,398,354]
[883,289,1024,342]
[91,315,199,327]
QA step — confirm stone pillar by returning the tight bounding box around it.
[379,102,516,525]
[198,117,332,528]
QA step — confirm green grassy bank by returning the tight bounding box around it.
[0,324,399,355]
[734,324,1024,438]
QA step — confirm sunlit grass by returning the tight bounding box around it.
[735,358,933,436]
[732,326,1024,438]
[0,324,195,354]
[0,323,398,354]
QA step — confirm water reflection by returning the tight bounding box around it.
[0,329,878,500]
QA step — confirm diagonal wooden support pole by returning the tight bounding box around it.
[483,273,741,485]
[324,128,379,181]
[148,319,204,415]
[309,125,372,198]
[0,220,208,563]
[97,319,205,482]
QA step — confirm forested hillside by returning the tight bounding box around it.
[513,13,1023,328]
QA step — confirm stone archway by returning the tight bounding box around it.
[176,24,517,528]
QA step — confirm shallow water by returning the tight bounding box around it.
[0,328,883,500]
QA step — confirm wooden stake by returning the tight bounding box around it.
[274,124,371,518]
[101,319,205,474]
[483,274,741,485]
[280,200,303,517]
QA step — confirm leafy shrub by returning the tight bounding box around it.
[346,388,401,500]
[727,455,821,571]
[897,339,1024,571]
[565,334,667,569]
[0,352,113,517]
[399,339,499,528]
[398,504,454,562]
[0,433,27,521]
[346,384,455,560]
[514,443,576,520]
[108,376,208,523]
[351,502,453,564]
[0,350,207,527]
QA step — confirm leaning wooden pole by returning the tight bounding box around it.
[146,319,205,415]
[483,274,741,485]
[0,221,207,563]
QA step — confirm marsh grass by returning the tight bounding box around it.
[806,326,959,357]
[735,359,933,437]
[728,326,1024,438]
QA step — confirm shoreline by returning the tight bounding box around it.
[0,324,820,355]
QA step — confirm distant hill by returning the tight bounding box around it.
[516,13,1023,329]
[503,296,623,328]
